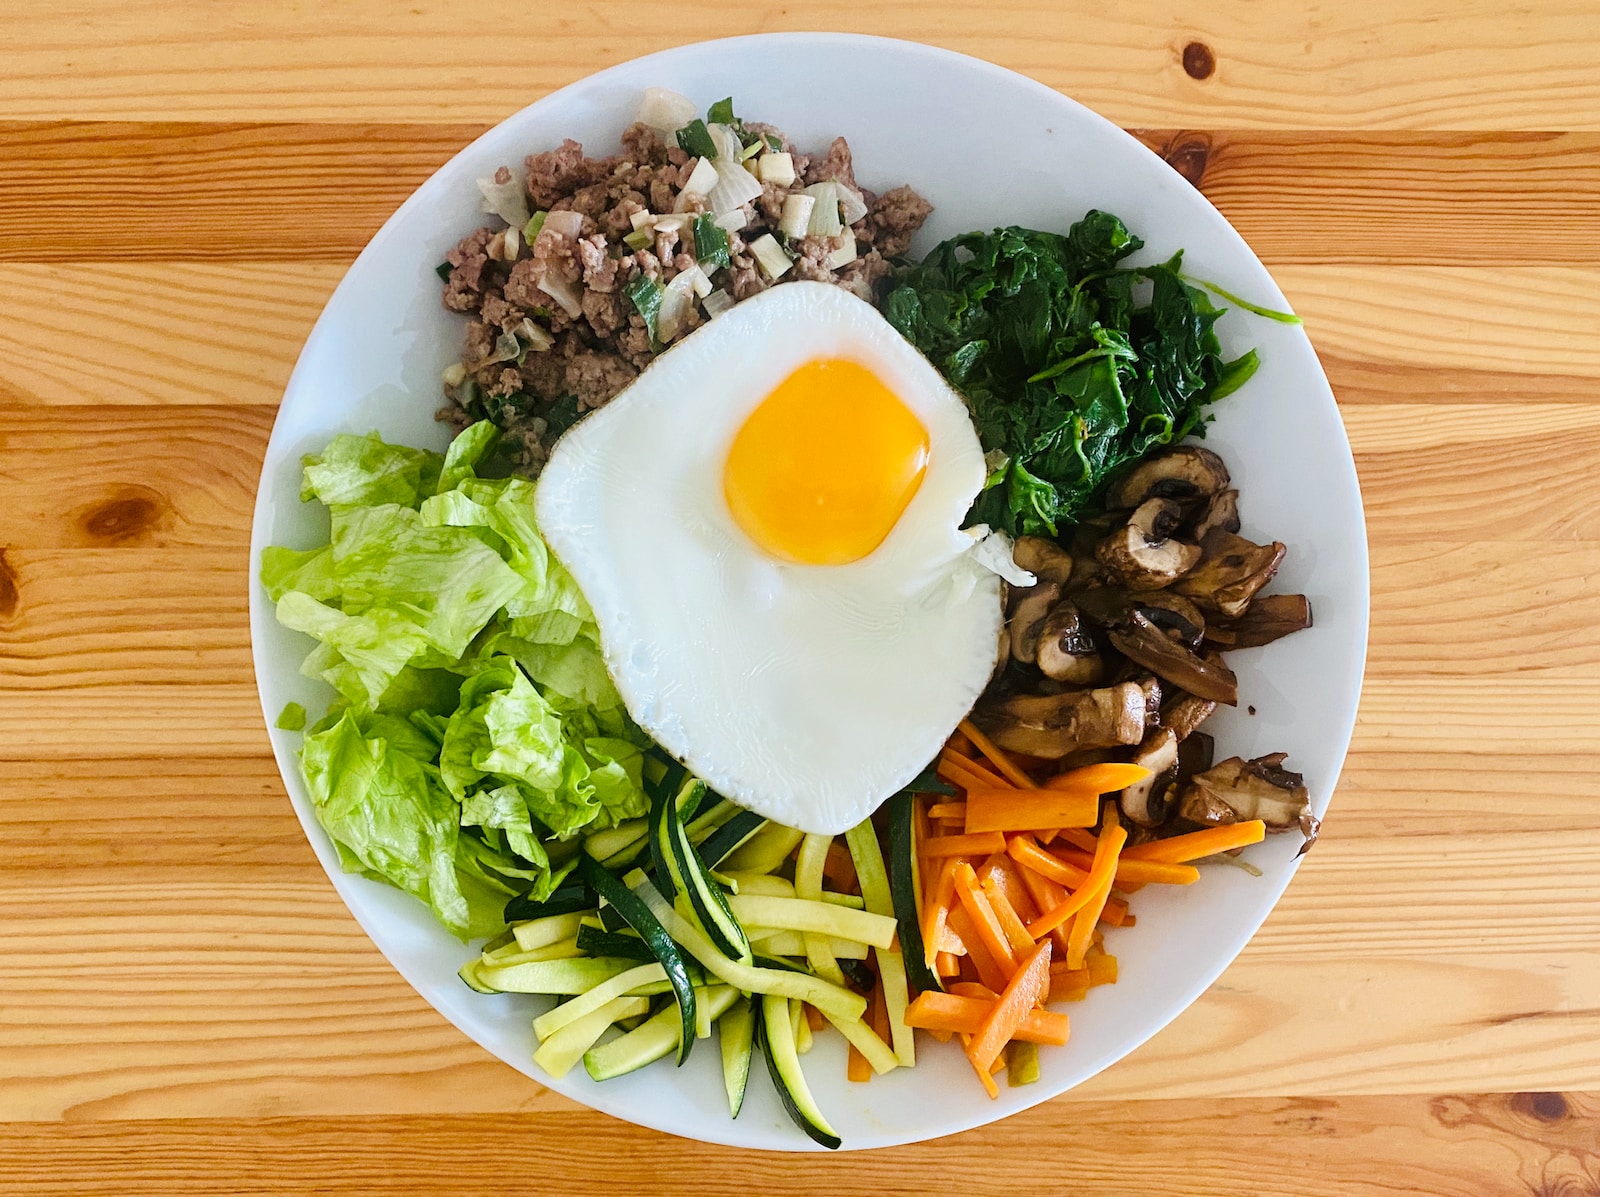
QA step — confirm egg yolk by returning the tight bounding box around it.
[723,358,930,566]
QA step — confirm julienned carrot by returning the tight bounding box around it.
[965,1039,1000,1099]
[927,802,967,821]
[952,862,1019,977]
[1056,828,1099,854]
[957,719,1040,789]
[963,788,1099,834]
[1008,834,1091,890]
[980,875,1037,957]
[823,840,858,892]
[804,1002,826,1031]
[935,950,961,977]
[847,1040,872,1082]
[904,991,1071,1046]
[1122,819,1268,864]
[938,751,1010,792]
[1087,953,1118,987]
[1027,822,1126,941]
[965,939,1053,1073]
[1048,844,1202,887]
[919,857,961,969]
[946,903,1010,993]
[1100,895,1131,927]
[1048,967,1091,1003]
[923,831,1008,858]
[1043,762,1153,794]
[976,852,1039,923]
[1013,860,1072,954]
[1066,821,1127,969]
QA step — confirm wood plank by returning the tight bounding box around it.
[0,406,271,549]
[0,264,341,406]
[4,0,1600,129]
[1134,130,1600,265]
[1,1095,1597,1195]
[5,125,1600,265]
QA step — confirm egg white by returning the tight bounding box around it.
[534,281,1002,834]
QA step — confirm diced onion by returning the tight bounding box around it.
[825,231,858,270]
[702,288,735,318]
[536,274,584,318]
[637,86,697,133]
[713,209,749,232]
[441,361,467,387]
[652,213,688,233]
[629,209,655,231]
[681,262,713,299]
[778,193,815,240]
[757,152,796,187]
[681,156,720,198]
[482,331,522,366]
[515,317,554,352]
[747,233,793,281]
[706,124,764,214]
[803,182,843,237]
[477,172,530,229]
[836,184,869,225]
[542,209,584,240]
[656,270,697,342]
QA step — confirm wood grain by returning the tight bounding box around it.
[3,1095,1599,1196]
[6,0,1600,129]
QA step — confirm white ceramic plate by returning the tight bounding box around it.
[249,33,1368,1151]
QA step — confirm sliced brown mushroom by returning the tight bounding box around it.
[1035,601,1105,684]
[1119,728,1180,827]
[1160,692,1218,741]
[1095,498,1203,590]
[1192,488,1241,539]
[1007,582,1061,664]
[1136,675,1163,731]
[1206,593,1313,649]
[1106,610,1239,706]
[971,682,1148,760]
[1106,446,1231,510]
[1011,536,1074,588]
[1177,753,1315,850]
[1174,527,1287,617]
[1127,590,1206,649]
[1175,730,1215,785]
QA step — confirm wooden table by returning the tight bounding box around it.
[4,2,1599,1192]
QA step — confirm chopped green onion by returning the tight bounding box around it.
[625,273,664,347]
[677,119,718,161]
[434,261,453,282]
[706,96,736,125]
[524,210,547,241]
[693,214,731,270]
[623,227,654,252]
[738,139,763,162]
[764,133,783,153]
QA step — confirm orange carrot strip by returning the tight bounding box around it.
[823,839,859,892]
[952,862,1020,977]
[938,751,1011,792]
[1007,834,1091,890]
[1049,844,1202,887]
[946,903,1010,993]
[923,831,1008,858]
[1087,953,1119,987]
[976,853,1039,922]
[967,1044,1000,1099]
[847,1040,872,1082]
[1043,762,1153,794]
[1025,824,1126,941]
[947,729,975,757]
[958,719,1040,789]
[1048,967,1091,1004]
[804,1002,826,1031]
[980,875,1037,957]
[963,787,1100,833]
[927,802,967,821]
[1056,828,1100,853]
[869,966,891,1043]
[936,951,961,978]
[965,940,1053,1072]
[1066,823,1127,969]
[1013,859,1072,955]
[1123,819,1268,864]
[904,992,1070,1045]
[919,857,961,969]
[1100,895,1130,927]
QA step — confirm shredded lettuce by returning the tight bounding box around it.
[264,421,649,939]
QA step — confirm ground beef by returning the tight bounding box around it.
[439,117,932,472]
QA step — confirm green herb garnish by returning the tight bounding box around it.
[676,119,718,161]
[693,214,731,271]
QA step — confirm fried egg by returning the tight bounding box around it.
[534,281,1003,834]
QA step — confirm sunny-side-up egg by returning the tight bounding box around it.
[534,281,1006,834]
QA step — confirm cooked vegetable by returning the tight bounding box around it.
[1123,818,1267,863]
[885,216,1259,536]
[719,996,756,1117]
[760,994,841,1149]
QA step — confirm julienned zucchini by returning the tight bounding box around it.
[719,996,755,1117]
[578,853,698,1064]
[472,955,639,995]
[574,923,657,963]
[653,777,752,964]
[583,984,739,1081]
[697,809,767,869]
[503,879,596,925]
[886,790,942,995]
[759,993,841,1149]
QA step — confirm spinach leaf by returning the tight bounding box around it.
[884,212,1260,535]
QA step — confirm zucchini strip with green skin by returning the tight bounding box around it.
[844,819,917,1066]
[658,778,751,963]
[885,791,942,994]
[719,996,756,1118]
[533,994,651,1079]
[473,956,638,995]
[510,911,586,952]
[583,985,739,1082]
[697,809,767,869]
[759,994,841,1149]
[795,833,847,985]
[724,894,896,948]
[639,884,867,1021]
[577,853,697,1063]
